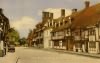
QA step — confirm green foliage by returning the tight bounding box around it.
[7,28,20,45]
[19,37,27,45]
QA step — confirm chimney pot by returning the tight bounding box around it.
[85,0,90,8]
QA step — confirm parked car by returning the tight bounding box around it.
[8,45,15,52]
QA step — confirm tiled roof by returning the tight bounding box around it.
[71,3,100,29]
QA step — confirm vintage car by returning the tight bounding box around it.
[8,45,15,52]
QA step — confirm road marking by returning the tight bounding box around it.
[16,57,20,63]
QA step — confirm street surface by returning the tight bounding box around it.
[0,47,100,63]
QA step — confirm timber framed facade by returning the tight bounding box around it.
[30,1,100,54]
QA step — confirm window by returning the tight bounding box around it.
[53,22,55,25]
[60,22,63,26]
[50,23,52,26]
[89,28,95,35]
[75,43,81,48]
[52,32,55,36]
[99,36,100,39]
[62,41,66,46]
[56,23,59,27]
[67,29,70,34]
[48,22,49,27]
[58,31,64,36]
[54,41,59,46]
[75,32,79,36]
[89,42,96,48]
[47,31,48,35]
[65,21,68,24]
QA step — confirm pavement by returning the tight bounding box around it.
[0,47,100,63]
[0,52,18,63]
[31,47,100,58]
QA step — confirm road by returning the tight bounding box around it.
[0,47,100,63]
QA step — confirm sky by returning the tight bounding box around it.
[0,0,100,38]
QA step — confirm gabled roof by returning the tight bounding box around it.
[52,15,71,32]
[52,16,71,32]
[71,3,100,29]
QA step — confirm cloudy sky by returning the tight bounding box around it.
[0,0,100,38]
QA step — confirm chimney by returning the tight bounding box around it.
[42,11,49,18]
[42,11,50,22]
[46,12,49,18]
[42,12,46,18]
[85,0,90,8]
[61,9,65,17]
[42,12,49,18]
[50,13,53,19]
[72,9,77,14]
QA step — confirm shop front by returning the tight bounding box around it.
[88,41,100,53]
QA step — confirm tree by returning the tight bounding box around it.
[27,30,34,46]
[19,37,27,46]
[7,28,20,45]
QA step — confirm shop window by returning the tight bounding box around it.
[62,41,66,46]
[75,43,81,48]
[89,42,96,48]
[54,41,59,46]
